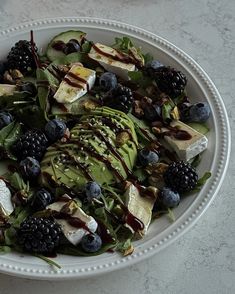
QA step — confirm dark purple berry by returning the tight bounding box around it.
[81,233,102,253]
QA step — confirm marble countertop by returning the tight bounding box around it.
[0,0,234,293]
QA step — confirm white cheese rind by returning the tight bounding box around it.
[88,43,136,80]
[54,65,96,104]
[162,120,208,161]
[0,179,14,217]
[47,201,98,246]
[124,184,156,235]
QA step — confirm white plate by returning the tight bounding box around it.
[0,17,230,280]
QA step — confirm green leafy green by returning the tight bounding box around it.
[162,102,173,122]
[112,36,134,52]
[133,167,148,182]
[188,122,209,135]
[190,154,201,168]
[36,68,51,118]
[52,52,84,65]
[34,254,61,269]
[4,227,17,246]
[128,71,152,88]
[115,238,132,254]
[81,41,93,53]
[0,246,11,254]
[0,121,22,159]
[143,52,153,64]
[196,172,211,187]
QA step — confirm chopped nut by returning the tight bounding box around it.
[145,186,159,199]
[3,71,14,84]
[123,244,134,256]
[83,99,99,110]
[60,200,78,215]
[69,62,83,68]
[11,69,23,79]
[171,106,180,120]
[123,180,132,191]
[133,100,144,118]
[57,64,70,74]
[61,128,71,143]
[141,96,152,105]
[116,131,130,146]
[129,47,144,67]
[152,127,161,135]
[145,162,169,175]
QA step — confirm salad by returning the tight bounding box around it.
[0,30,211,265]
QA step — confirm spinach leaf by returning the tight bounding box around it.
[0,121,22,159]
[196,172,211,187]
[128,71,152,88]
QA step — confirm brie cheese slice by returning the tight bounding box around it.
[47,201,98,246]
[162,120,208,161]
[124,184,157,236]
[54,65,96,104]
[88,43,136,80]
[0,179,14,217]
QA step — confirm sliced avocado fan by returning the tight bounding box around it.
[40,107,138,191]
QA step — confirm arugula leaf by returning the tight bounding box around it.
[81,41,93,53]
[128,71,152,88]
[143,52,153,64]
[190,154,201,168]
[115,238,133,255]
[34,254,61,269]
[133,167,148,182]
[0,121,22,159]
[196,172,211,187]
[36,68,51,118]
[112,37,134,52]
[52,52,84,65]
[4,227,17,246]
[8,172,26,191]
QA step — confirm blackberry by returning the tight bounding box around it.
[7,40,37,74]
[164,161,198,193]
[105,84,133,114]
[13,129,48,161]
[17,217,61,253]
[150,66,187,98]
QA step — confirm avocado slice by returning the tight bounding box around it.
[46,30,86,62]
[41,107,138,191]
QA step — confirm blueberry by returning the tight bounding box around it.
[45,119,67,142]
[161,187,180,208]
[85,181,101,201]
[31,188,54,211]
[0,112,14,130]
[81,233,102,253]
[138,149,159,166]
[19,157,41,179]
[144,104,161,122]
[99,72,118,91]
[189,102,211,122]
[146,60,163,70]
[63,39,81,55]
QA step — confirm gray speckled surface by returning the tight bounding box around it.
[0,0,234,293]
